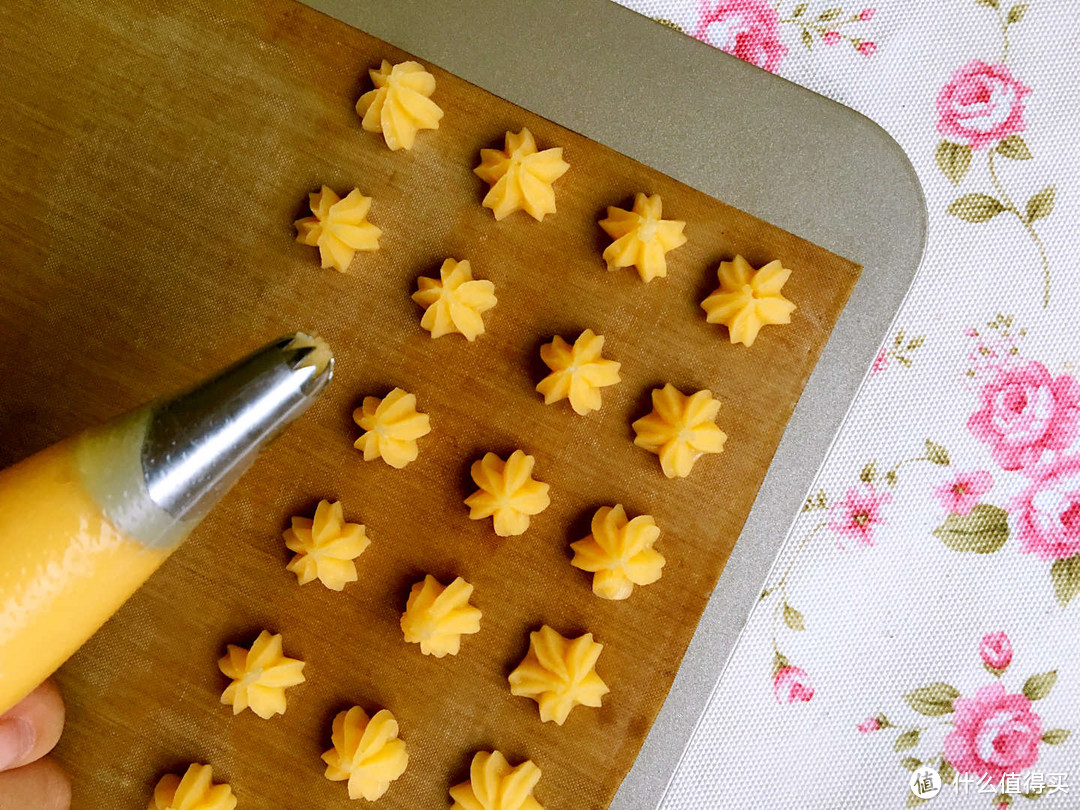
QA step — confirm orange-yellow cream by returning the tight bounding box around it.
[353,388,432,469]
[356,60,443,151]
[536,329,621,415]
[700,255,796,346]
[632,384,727,478]
[149,764,236,810]
[294,186,381,273]
[322,706,409,801]
[571,505,665,600]
[449,751,545,810]
[474,128,569,221]
[465,450,551,537]
[412,259,497,341]
[508,625,609,725]
[400,575,482,657]
[599,193,687,282]
[284,500,370,591]
[0,439,169,713]
[218,630,305,719]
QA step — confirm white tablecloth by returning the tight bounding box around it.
[612,1,1080,807]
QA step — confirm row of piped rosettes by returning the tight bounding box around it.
[148,743,536,809]
[295,195,795,349]
[356,369,727,482]
[294,59,797,349]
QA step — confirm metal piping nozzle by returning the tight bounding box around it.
[142,333,333,519]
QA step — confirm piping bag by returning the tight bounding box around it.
[0,332,333,713]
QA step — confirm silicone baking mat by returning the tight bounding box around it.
[0,0,859,806]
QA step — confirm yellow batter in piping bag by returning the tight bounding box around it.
[0,333,333,713]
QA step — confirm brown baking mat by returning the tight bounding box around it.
[0,0,860,807]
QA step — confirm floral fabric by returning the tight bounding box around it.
[611,1,1080,807]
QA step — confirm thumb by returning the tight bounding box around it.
[0,681,65,772]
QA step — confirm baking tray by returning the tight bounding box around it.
[297,1,927,808]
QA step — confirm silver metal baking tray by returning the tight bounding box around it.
[299,1,927,807]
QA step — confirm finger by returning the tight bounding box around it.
[0,681,65,771]
[0,757,71,810]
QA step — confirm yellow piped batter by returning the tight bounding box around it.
[571,505,665,600]
[149,764,236,810]
[218,631,305,719]
[353,388,431,469]
[700,255,796,346]
[400,575,482,657]
[632,384,727,479]
[508,625,609,725]
[599,193,687,282]
[474,128,570,221]
[465,450,551,537]
[0,438,168,713]
[284,333,332,375]
[356,59,444,151]
[284,499,370,591]
[449,751,546,810]
[322,706,409,801]
[293,186,382,273]
[412,259,497,341]
[536,329,621,415]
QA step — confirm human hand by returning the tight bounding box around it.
[0,681,69,810]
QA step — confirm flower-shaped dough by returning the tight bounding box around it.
[632,384,727,479]
[412,258,497,341]
[700,255,796,346]
[322,706,409,801]
[508,625,609,725]
[353,387,431,468]
[294,186,382,272]
[599,193,688,282]
[218,631,305,719]
[284,499,370,591]
[473,128,570,221]
[465,450,551,537]
[400,575,482,657]
[356,59,444,151]
[284,332,333,375]
[449,751,545,810]
[149,764,236,810]
[536,329,622,415]
[571,505,665,600]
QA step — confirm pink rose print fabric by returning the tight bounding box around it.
[689,1,878,75]
[1012,454,1080,561]
[858,715,884,733]
[773,665,814,703]
[980,631,1014,673]
[944,683,1043,784]
[693,0,787,73]
[967,361,1080,471]
[827,484,892,547]
[860,637,1069,804]
[936,60,1031,151]
[934,469,993,515]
